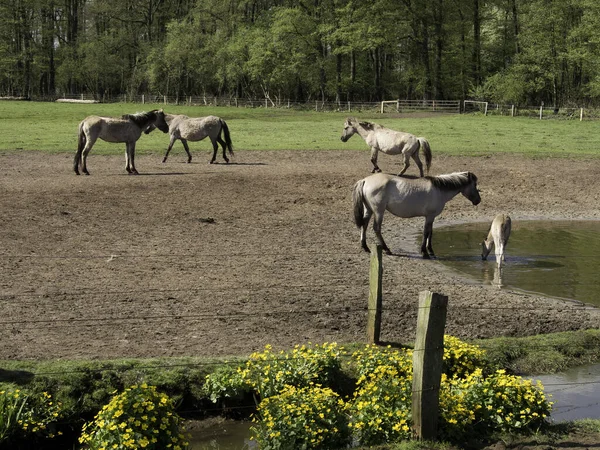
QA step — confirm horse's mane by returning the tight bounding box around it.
[122,110,157,126]
[358,121,377,130]
[427,172,477,191]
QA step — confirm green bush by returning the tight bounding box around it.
[205,343,344,401]
[0,387,62,445]
[79,383,188,450]
[439,368,551,440]
[251,384,350,450]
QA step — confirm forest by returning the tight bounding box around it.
[1,0,600,106]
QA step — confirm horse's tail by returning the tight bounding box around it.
[352,179,367,228]
[74,120,86,174]
[220,119,234,157]
[418,137,432,174]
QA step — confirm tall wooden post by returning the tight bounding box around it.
[367,245,383,344]
[412,291,448,441]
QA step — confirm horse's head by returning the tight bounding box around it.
[341,117,358,142]
[152,109,170,133]
[461,172,481,206]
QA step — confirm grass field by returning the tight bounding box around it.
[0,100,599,157]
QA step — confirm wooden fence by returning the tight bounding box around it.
[367,245,448,440]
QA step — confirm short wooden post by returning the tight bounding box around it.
[580,108,584,121]
[366,245,383,344]
[412,291,448,441]
[539,103,543,120]
[164,95,167,105]
[511,104,515,117]
[141,94,145,104]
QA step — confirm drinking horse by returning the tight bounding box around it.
[341,117,432,176]
[353,172,481,258]
[146,114,234,164]
[74,109,169,175]
[482,214,512,267]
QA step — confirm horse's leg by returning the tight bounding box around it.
[162,135,178,163]
[181,139,193,163]
[372,211,392,255]
[209,138,219,164]
[217,135,229,163]
[370,148,381,173]
[81,136,97,176]
[125,143,132,174]
[421,218,435,258]
[129,143,138,175]
[398,153,411,176]
[412,153,425,177]
[360,210,372,253]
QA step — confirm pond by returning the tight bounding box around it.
[431,220,600,306]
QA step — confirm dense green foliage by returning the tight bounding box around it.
[2,0,600,106]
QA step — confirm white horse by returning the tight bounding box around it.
[482,214,512,267]
[146,114,234,164]
[340,117,432,176]
[353,172,481,258]
[74,109,169,175]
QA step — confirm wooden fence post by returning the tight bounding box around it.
[580,108,584,121]
[412,290,448,441]
[366,245,383,344]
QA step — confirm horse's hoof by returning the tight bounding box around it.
[162,159,167,163]
[384,249,393,255]
[361,244,371,253]
[209,160,215,164]
[422,253,431,259]
[83,169,90,175]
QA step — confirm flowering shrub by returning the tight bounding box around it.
[0,388,62,444]
[443,335,488,378]
[350,344,413,382]
[204,343,344,402]
[251,384,350,450]
[346,364,412,446]
[203,364,250,403]
[79,384,188,450]
[439,369,552,440]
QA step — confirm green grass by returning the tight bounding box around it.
[0,100,599,157]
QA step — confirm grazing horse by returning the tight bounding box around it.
[74,109,168,175]
[482,214,512,267]
[340,117,432,176]
[353,172,481,258]
[146,114,234,164]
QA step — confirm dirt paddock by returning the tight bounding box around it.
[1,150,599,360]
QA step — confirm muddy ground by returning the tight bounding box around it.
[1,149,599,360]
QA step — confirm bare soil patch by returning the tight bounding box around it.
[1,150,599,360]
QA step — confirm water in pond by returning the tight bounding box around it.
[431,220,600,306]
[189,420,254,450]
[533,363,600,422]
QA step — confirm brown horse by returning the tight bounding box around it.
[341,118,432,176]
[146,114,234,164]
[74,109,169,175]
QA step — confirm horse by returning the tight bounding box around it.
[352,172,481,258]
[340,117,433,176]
[481,214,512,267]
[145,114,234,164]
[74,109,169,175]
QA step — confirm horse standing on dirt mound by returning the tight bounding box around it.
[145,114,234,164]
[353,172,481,258]
[74,109,169,175]
[482,213,512,267]
[340,117,433,176]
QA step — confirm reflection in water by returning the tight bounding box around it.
[432,220,600,306]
